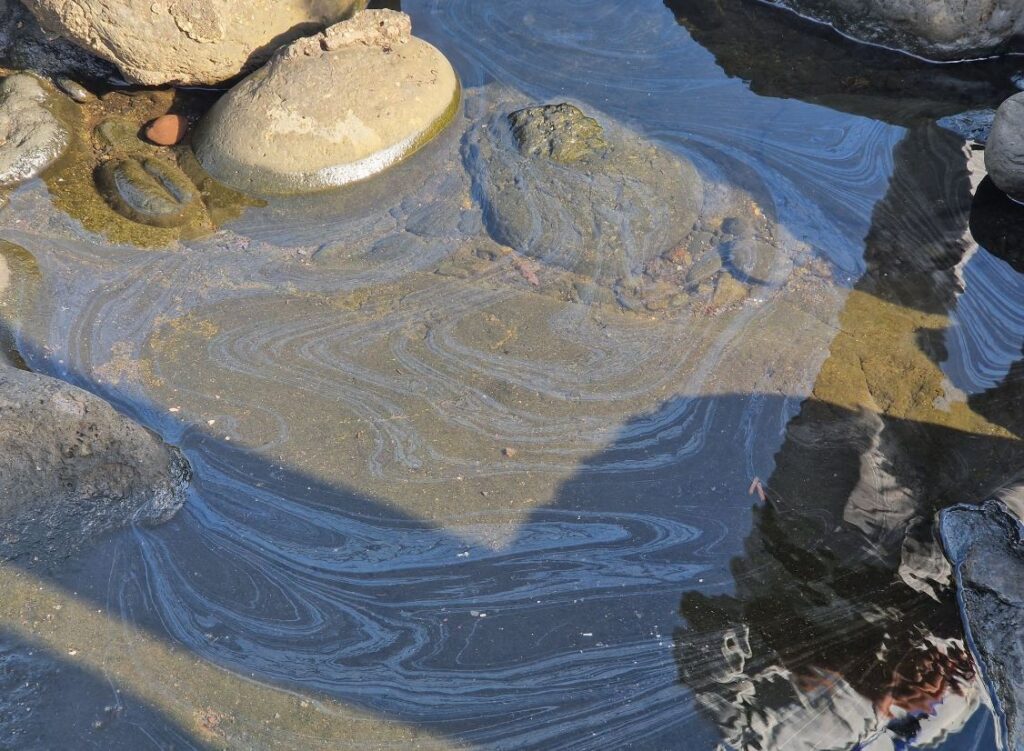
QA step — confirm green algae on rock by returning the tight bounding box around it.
[0,73,70,187]
[97,156,200,228]
[508,104,608,163]
[467,101,702,284]
[192,10,461,196]
[0,241,39,369]
[43,86,259,247]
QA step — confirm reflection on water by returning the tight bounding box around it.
[1,0,1023,748]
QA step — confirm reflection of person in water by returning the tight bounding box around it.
[667,15,1024,741]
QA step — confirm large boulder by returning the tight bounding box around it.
[0,366,189,563]
[765,0,1024,61]
[192,10,459,195]
[940,500,1024,751]
[986,92,1024,202]
[18,0,365,86]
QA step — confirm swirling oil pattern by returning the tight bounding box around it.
[0,0,1021,749]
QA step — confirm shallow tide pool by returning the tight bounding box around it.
[2,0,1022,748]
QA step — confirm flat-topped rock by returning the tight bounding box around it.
[20,0,365,85]
[193,10,460,196]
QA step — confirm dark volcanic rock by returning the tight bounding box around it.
[940,500,1024,751]
[0,367,189,563]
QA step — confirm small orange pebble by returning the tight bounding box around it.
[145,114,189,146]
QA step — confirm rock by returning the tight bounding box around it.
[986,93,1024,201]
[508,104,608,163]
[0,0,117,83]
[0,73,70,187]
[466,101,702,283]
[192,10,460,195]
[0,366,189,563]
[145,114,189,146]
[96,157,200,227]
[765,0,1024,61]
[54,77,92,103]
[20,0,366,86]
[940,500,1024,751]
[938,109,996,145]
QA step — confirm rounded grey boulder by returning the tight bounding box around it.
[0,367,190,563]
[986,93,1024,202]
[0,73,70,188]
[768,0,1024,61]
[193,10,460,196]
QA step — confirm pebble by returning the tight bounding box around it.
[145,114,188,146]
[55,77,92,103]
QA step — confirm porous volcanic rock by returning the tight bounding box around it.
[0,367,189,563]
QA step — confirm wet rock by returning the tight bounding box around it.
[55,77,93,103]
[765,0,1024,61]
[508,103,608,163]
[96,157,199,227]
[20,0,365,86]
[145,114,188,146]
[986,93,1024,202]
[940,500,1024,751]
[685,250,722,285]
[938,109,995,145]
[0,366,189,563]
[193,10,460,195]
[467,99,702,283]
[0,73,70,187]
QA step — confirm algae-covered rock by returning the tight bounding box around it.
[467,101,702,283]
[97,157,199,227]
[508,103,608,163]
[19,0,366,85]
[193,10,460,196]
[0,366,190,563]
[0,73,70,187]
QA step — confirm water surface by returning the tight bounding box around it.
[2,1,1023,749]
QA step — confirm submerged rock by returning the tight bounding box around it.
[19,0,366,86]
[97,157,200,227]
[0,366,189,563]
[986,93,1024,202]
[508,104,608,163]
[0,73,70,187]
[940,500,1024,751]
[765,0,1024,61]
[193,10,460,195]
[466,101,702,283]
